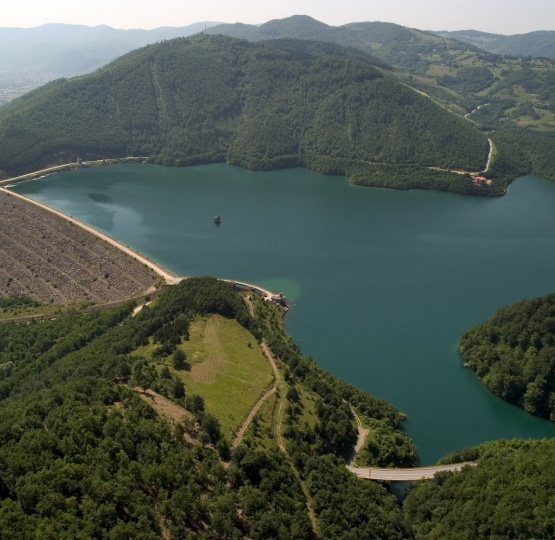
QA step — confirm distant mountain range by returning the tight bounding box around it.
[1,17,554,104]
[0,22,220,104]
[433,29,555,60]
[0,22,220,76]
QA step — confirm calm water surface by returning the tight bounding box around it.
[14,164,555,464]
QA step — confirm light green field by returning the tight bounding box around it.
[140,315,274,439]
[243,390,279,450]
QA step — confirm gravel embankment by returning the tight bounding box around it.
[0,190,161,304]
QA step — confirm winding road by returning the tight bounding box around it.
[347,406,477,481]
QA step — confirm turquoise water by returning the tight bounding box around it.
[13,163,555,464]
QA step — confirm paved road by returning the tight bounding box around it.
[346,462,477,481]
[222,279,281,301]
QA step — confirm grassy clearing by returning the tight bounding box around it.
[242,390,279,450]
[295,385,319,431]
[139,315,273,439]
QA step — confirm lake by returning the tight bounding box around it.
[13,163,555,464]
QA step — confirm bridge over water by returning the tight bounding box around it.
[346,462,477,482]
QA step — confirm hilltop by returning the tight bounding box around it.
[206,15,555,184]
[0,34,493,195]
[0,277,413,539]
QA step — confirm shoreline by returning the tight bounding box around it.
[1,186,182,286]
[1,153,512,199]
[1,182,286,309]
[0,157,147,187]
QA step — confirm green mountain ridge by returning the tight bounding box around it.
[207,15,555,129]
[433,29,555,60]
[0,34,493,195]
[206,15,555,185]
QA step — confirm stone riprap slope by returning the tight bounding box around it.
[0,191,160,304]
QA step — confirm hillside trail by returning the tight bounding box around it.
[347,406,370,466]
[230,336,282,449]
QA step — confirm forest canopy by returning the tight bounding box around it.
[459,292,555,420]
[0,34,491,195]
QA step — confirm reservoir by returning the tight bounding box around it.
[13,163,555,464]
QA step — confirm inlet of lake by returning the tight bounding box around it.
[13,163,555,464]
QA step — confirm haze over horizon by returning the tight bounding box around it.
[2,0,554,35]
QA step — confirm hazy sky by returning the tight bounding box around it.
[1,0,553,34]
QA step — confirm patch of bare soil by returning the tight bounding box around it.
[135,388,192,424]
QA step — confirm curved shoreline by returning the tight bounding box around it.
[0,186,182,286]
[1,184,284,307]
[0,157,147,187]
[1,153,508,199]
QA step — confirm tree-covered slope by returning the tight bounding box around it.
[0,277,413,539]
[0,34,492,194]
[434,29,555,60]
[459,293,555,420]
[208,16,555,184]
[404,438,555,540]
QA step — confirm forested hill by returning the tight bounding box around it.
[2,277,554,538]
[207,16,555,185]
[434,29,555,60]
[0,34,492,195]
[459,293,555,421]
[0,277,413,538]
[404,438,555,540]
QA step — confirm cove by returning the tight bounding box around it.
[13,163,555,464]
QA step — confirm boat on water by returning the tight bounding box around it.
[214,216,221,225]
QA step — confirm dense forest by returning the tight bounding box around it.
[459,293,555,420]
[0,277,414,539]
[208,16,555,120]
[0,34,493,195]
[404,438,555,540]
[209,16,555,184]
[1,278,554,538]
